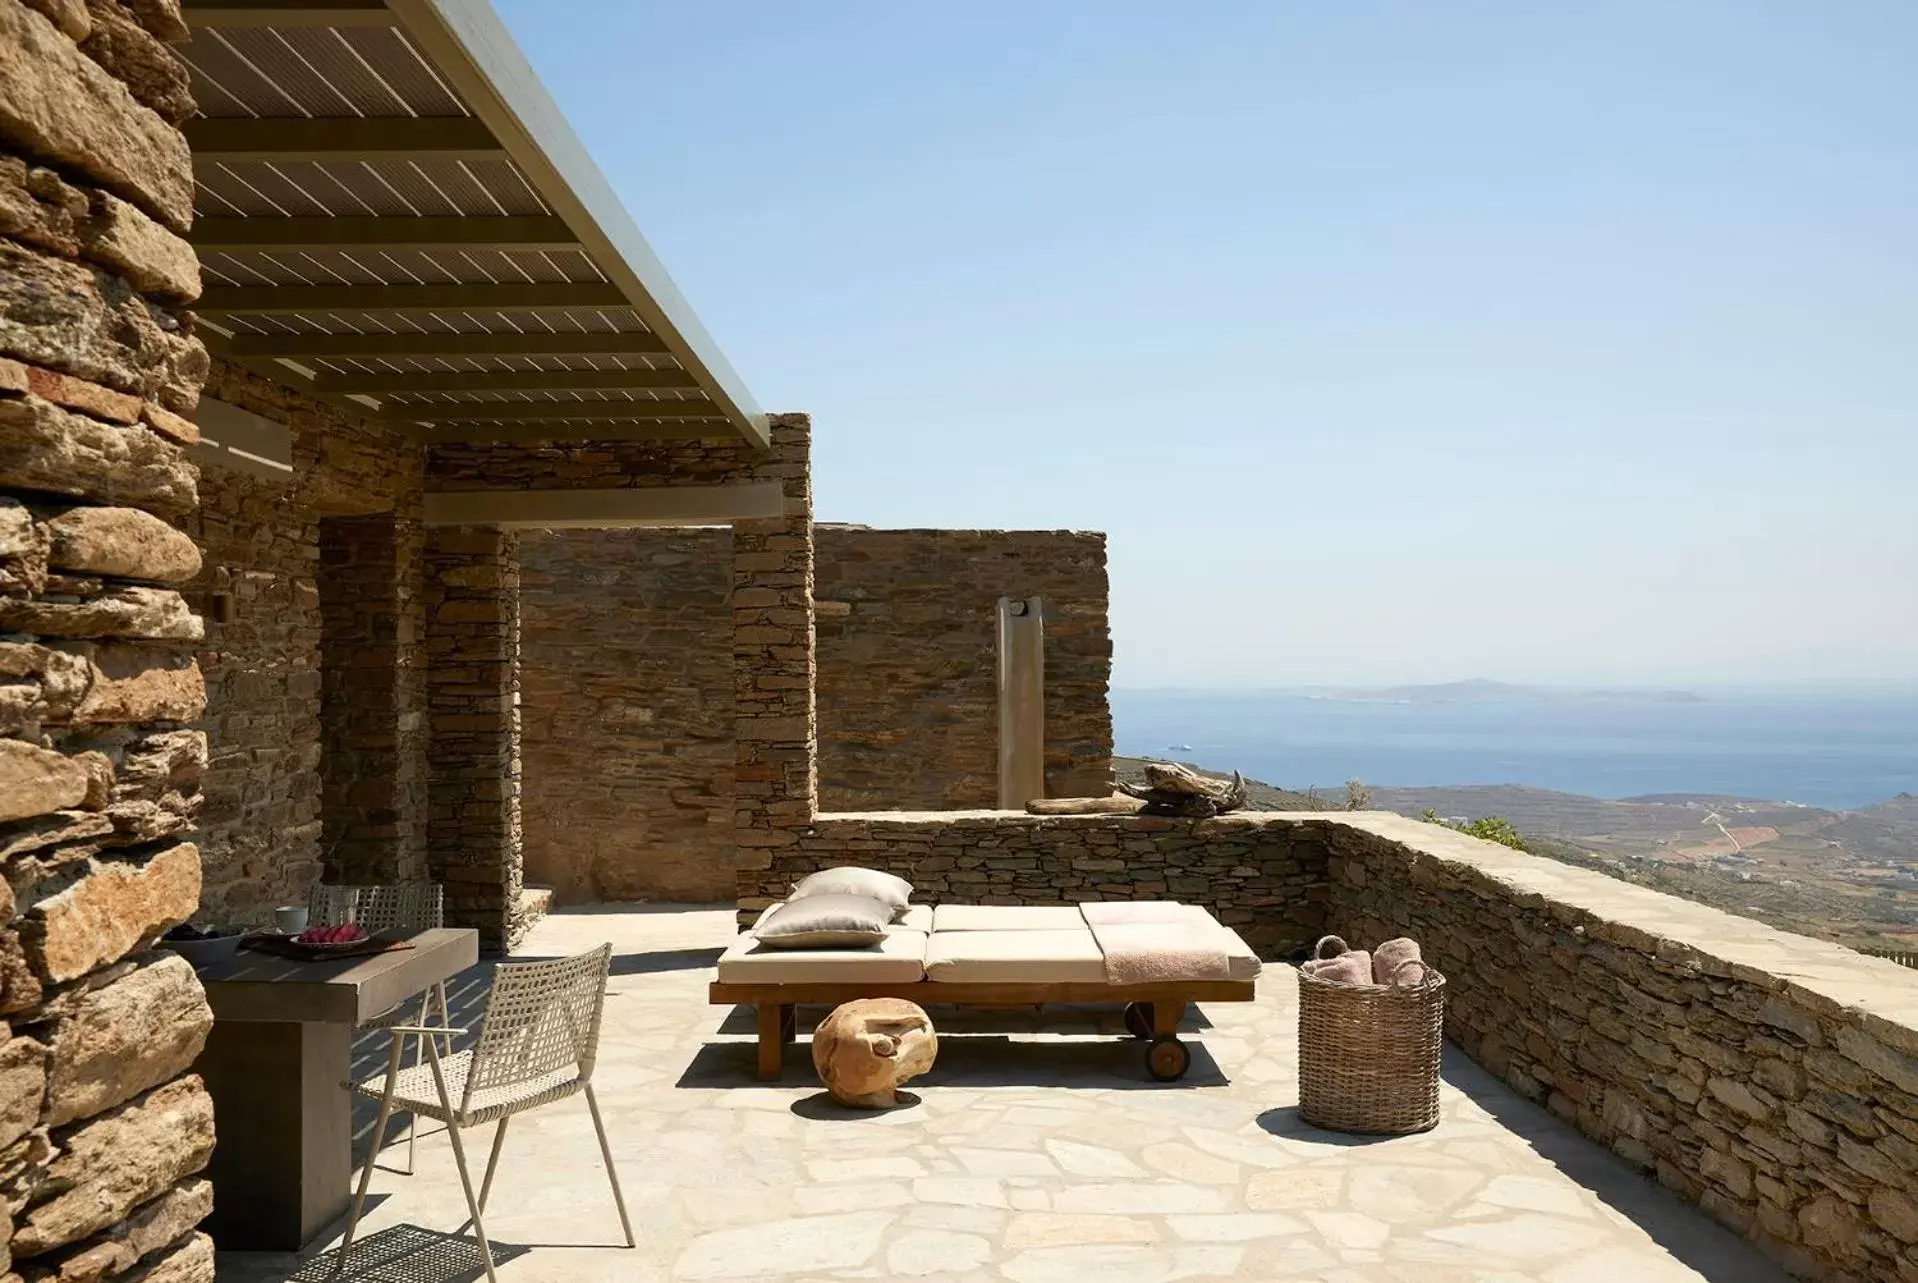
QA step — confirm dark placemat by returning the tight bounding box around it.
[240,932,415,962]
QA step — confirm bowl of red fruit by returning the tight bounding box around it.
[295,922,370,954]
[162,924,244,968]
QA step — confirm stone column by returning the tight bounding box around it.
[0,0,219,1274]
[424,527,523,950]
[319,513,427,885]
[732,417,816,924]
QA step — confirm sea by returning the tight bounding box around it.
[1112,688,1918,812]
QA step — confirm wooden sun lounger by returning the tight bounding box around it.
[709,903,1262,1082]
[709,977,1257,1082]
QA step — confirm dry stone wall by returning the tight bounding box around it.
[515,522,1110,903]
[740,811,1331,957]
[813,527,1111,810]
[1329,813,1918,1283]
[0,0,217,1276]
[518,528,732,903]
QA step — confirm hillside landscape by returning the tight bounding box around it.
[1115,756,1918,952]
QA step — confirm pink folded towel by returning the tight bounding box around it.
[1303,950,1373,986]
[1373,937,1423,985]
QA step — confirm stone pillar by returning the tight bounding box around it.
[733,417,816,924]
[424,527,523,950]
[0,0,219,1273]
[319,513,426,885]
[996,595,1046,809]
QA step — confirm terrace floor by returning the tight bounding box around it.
[216,906,1791,1283]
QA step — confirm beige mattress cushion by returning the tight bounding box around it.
[717,930,927,985]
[924,928,1108,984]
[933,905,1085,932]
[1220,927,1262,982]
[1080,901,1205,926]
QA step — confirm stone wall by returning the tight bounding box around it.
[196,360,425,904]
[1328,812,1918,1283]
[813,527,1111,810]
[186,465,320,924]
[518,528,732,903]
[739,811,1331,958]
[0,0,218,1276]
[515,523,1112,903]
[423,527,522,950]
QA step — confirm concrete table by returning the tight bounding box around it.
[193,928,480,1250]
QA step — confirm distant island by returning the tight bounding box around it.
[1317,678,1704,706]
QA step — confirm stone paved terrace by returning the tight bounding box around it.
[217,907,1787,1283]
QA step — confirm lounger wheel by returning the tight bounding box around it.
[1123,1002,1153,1040]
[1146,1035,1191,1082]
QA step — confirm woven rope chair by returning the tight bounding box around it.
[309,882,450,1174]
[333,943,632,1283]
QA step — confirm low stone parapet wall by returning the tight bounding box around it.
[1328,813,1918,1283]
[741,810,1331,957]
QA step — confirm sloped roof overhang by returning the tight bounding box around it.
[179,0,768,449]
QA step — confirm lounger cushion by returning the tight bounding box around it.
[1080,901,1205,926]
[718,930,928,984]
[933,905,1085,932]
[789,867,913,914]
[924,929,1108,984]
[753,893,892,948]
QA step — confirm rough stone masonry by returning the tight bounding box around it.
[0,0,218,1278]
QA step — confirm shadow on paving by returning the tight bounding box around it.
[677,1029,1230,1091]
[272,1224,529,1283]
[1253,1045,1786,1283]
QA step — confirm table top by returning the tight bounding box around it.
[196,927,480,1025]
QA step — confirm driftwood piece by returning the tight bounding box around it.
[1026,795,1147,816]
[1116,763,1248,817]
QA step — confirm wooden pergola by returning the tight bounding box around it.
[179,0,768,452]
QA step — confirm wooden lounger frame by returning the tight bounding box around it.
[709,979,1257,1082]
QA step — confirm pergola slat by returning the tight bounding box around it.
[191,216,577,253]
[321,368,698,394]
[186,117,499,162]
[226,331,669,359]
[384,400,724,423]
[198,282,628,314]
[183,0,396,27]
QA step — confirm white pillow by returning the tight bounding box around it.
[752,894,891,949]
[789,867,913,915]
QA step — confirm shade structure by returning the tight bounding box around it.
[180,0,766,448]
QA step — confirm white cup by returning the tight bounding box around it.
[274,905,309,934]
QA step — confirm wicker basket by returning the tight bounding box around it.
[1297,934,1446,1134]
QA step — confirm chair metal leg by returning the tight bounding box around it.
[423,1041,497,1283]
[333,1034,405,1280]
[398,990,432,1177]
[585,1084,635,1247]
[477,1116,509,1214]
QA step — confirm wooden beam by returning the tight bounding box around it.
[225,331,668,359]
[187,117,499,163]
[423,421,731,444]
[184,0,395,26]
[422,482,785,528]
[383,399,723,424]
[192,216,576,254]
[318,367,697,395]
[197,282,627,315]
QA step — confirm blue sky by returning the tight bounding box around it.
[495,1,1918,689]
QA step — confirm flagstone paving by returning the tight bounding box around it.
[216,906,1790,1282]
